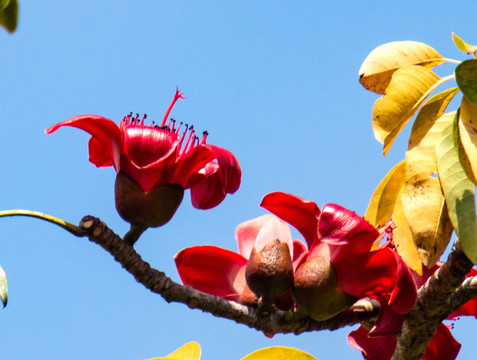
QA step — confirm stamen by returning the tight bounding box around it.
[160,87,185,127]
[141,114,147,125]
[200,131,208,145]
[182,126,195,155]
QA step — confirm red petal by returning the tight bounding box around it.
[260,192,320,248]
[369,296,406,336]
[173,145,215,188]
[174,246,248,299]
[46,115,122,171]
[388,250,417,314]
[235,214,278,258]
[348,326,396,360]
[205,144,241,194]
[122,125,180,169]
[423,323,461,360]
[88,137,114,167]
[189,163,226,209]
[318,204,379,262]
[334,249,397,298]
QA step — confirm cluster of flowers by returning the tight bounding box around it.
[47,89,477,360]
[175,191,477,360]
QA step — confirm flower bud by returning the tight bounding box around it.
[245,239,294,305]
[293,256,356,321]
[114,171,184,228]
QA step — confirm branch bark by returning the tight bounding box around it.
[78,215,379,335]
[77,216,476,359]
[391,241,474,360]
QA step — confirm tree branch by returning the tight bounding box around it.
[78,215,380,335]
[392,241,474,360]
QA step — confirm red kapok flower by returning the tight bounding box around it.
[46,89,241,229]
[174,214,307,309]
[260,192,416,327]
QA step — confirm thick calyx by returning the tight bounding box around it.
[245,239,294,305]
[115,171,184,228]
[293,256,357,321]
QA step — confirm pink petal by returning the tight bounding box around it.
[174,245,248,299]
[423,323,461,360]
[348,326,396,360]
[254,216,293,255]
[292,240,308,270]
[318,204,379,262]
[235,214,277,259]
[46,115,122,171]
[260,192,320,248]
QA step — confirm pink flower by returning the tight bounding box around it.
[174,214,307,308]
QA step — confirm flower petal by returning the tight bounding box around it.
[369,296,406,336]
[205,144,242,194]
[334,248,397,299]
[260,192,321,248]
[88,137,114,167]
[318,204,379,262]
[423,323,461,360]
[348,326,396,360]
[46,115,122,171]
[122,125,180,169]
[174,245,248,299]
[254,216,293,255]
[235,214,277,259]
[173,145,216,188]
[387,249,417,314]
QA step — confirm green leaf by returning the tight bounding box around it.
[0,0,10,12]
[436,111,477,263]
[146,342,201,360]
[455,59,477,105]
[0,0,17,33]
[365,160,406,227]
[452,32,477,55]
[241,346,317,360]
[0,266,7,307]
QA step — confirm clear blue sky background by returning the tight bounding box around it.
[1,1,476,359]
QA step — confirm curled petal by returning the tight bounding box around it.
[348,326,396,360]
[205,144,241,194]
[423,323,461,360]
[122,125,180,169]
[46,115,122,171]
[174,246,248,299]
[173,145,216,188]
[260,192,321,248]
[235,214,277,259]
[318,204,379,262]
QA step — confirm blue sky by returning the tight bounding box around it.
[0,1,476,359]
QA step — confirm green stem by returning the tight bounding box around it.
[0,209,83,236]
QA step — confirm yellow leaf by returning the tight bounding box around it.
[372,65,441,154]
[393,197,422,275]
[401,112,454,267]
[359,41,444,94]
[458,96,477,184]
[365,160,406,227]
[241,346,317,360]
[146,342,201,360]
